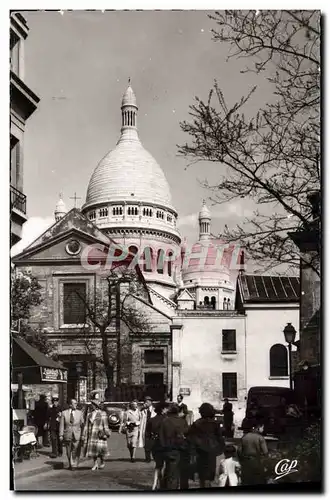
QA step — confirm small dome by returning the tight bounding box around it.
[122,85,137,107]
[55,197,67,213]
[199,200,211,219]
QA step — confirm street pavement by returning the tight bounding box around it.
[14,432,174,491]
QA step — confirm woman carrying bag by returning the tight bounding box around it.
[82,394,111,470]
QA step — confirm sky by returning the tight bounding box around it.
[13,9,275,255]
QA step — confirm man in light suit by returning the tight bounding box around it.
[139,396,156,462]
[59,399,84,469]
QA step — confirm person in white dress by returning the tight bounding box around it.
[218,444,241,487]
[120,400,141,463]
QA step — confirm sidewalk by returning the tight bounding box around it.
[13,448,88,480]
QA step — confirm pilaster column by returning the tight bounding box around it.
[170,321,183,398]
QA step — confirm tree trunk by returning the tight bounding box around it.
[100,326,113,387]
[116,283,121,386]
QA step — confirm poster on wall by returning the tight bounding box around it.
[40,367,68,383]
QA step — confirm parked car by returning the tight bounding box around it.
[80,402,125,430]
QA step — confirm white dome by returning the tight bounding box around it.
[84,140,174,210]
[199,200,211,219]
[83,84,175,213]
[55,198,67,213]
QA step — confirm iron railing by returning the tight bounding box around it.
[11,185,26,214]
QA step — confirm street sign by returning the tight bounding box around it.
[179,387,191,396]
[40,367,68,383]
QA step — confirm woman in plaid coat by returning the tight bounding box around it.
[83,397,111,470]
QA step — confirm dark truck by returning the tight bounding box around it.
[243,386,303,438]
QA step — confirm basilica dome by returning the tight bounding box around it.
[83,85,174,212]
[84,139,173,210]
[81,83,181,291]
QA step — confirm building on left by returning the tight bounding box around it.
[10,12,40,247]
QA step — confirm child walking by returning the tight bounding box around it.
[218,444,241,487]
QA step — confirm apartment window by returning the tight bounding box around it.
[89,211,96,220]
[270,344,288,377]
[222,373,237,399]
[10,137,20,189]
[222,330,236,352]
[144,349,164,365]
[112,206,123,216]
[63,283,86,324]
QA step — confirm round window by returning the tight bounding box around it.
[66,239,81,256]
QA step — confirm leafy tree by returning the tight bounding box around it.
[178,10,320,275]
[72,266,153,390]
[11,270,53,354]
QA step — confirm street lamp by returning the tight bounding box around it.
[283,323,296,390]
[76,362,83,403]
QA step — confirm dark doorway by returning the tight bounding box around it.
[144,372,165,401]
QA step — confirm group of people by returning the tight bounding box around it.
[31,392,271,489]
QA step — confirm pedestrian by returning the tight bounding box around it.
[82,394,111,471]
[59,398,84,470]
[139,396,156,462]
[146,402,168,490]
[159,403,188,490]
[218,444,241,487]
[47,396,63,458]
[222,399,234,438]
[177,394,188,418]
[239,422,268,485]
[33,394,49,448]
[187,402,225,489]
[121,399,141,463]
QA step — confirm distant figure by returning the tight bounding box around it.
[222,398,234,438]
[218,444,241,487]
[83,394,111,470]
[188,403,225,488]
[159,403,188,490]
[34,394,49,448]
[47,396,62,458]
[177,395,188,418]
[59,398,84,470]
[239,423,268,485]
[139,396,156,462]
[121,400,141,463]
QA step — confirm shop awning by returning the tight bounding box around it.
[11,336,68,384]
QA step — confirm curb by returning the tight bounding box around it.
[14,456,89,481]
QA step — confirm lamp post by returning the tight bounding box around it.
[283,323,297,390]
[76,362,83,403]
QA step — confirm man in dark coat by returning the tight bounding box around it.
[34,394,49,447]
[187,403,225,488]
[177,395,188,418]
[239,423,268,485]
[48,396,63,458]
[222,398,234,438]
[159,403,188,490]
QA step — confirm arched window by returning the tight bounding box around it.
[167,251,173,276]
[143,247,153,272]
[211,296,216,310]
[227,298,231,310]
[204,296,210,306]
[157,249,164,274]
[223,298,227,310]
[128,245,138,255]
[269,344,288,377]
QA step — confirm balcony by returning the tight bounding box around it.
[11,185,26,214]
[11,185,27,246]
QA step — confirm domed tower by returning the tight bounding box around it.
[180,201,235,310]
[82,82,181,294]
[54,194,67,222]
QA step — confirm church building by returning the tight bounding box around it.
[12,83,300,420]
